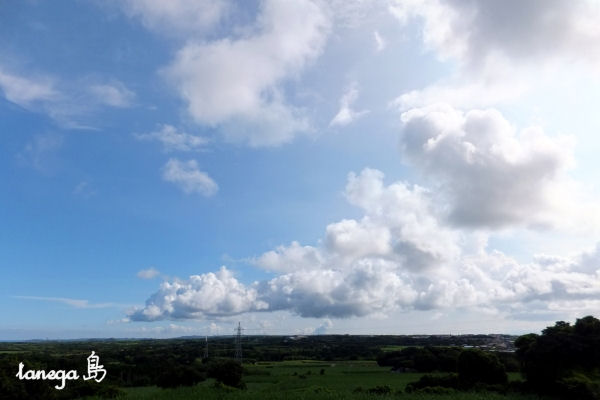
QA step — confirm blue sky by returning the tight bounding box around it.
[3,0,600,339]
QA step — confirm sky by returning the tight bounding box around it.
[3,0,600,340]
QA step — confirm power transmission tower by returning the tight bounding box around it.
[203,336,209,359]
[234,322,243,363]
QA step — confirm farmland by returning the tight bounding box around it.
[88,360,536,400]
[0,334,538,399]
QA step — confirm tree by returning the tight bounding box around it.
[457,349,507,388]
[515,315,600,399]
[207,359,244,389]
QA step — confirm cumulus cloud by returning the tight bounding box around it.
[129,266,268,321]
[389,0,600,109]
[314,319,333,334]
[131,169,460,320]
[130,244,600,321]
[162,158,218,196]
[130,165,600,322]
[392,79,529,111]
[398,104,583,229]
[254,241,324,273]
[122,0,600,326]
[135,124,208,152]
[162,0,330,147]
[137,267,160,280]
[389,0,600,70]
[329,84,369,127]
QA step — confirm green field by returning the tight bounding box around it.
[85,360,537,400]
[379,345,409,352]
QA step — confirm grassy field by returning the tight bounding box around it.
[379,345,409,352]
[84,360,538,400]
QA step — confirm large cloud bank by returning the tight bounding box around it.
[127,1,600,324]
[130,107,600,321]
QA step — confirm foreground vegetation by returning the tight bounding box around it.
[2,316,600,399]
[83,361,536,400]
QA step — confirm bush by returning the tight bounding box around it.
[207,359,245,389]
[412,386,456,394]
[405,374,459,392]
[97,385,124,399]
[157,365,205,388]
[557,373,600,400]
[457,349,507,388]
[366,385,392,395]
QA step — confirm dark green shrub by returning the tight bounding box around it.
[557,373,600,400]
[366,385,392,395]
[405,374,458,392]
[412,386,456,394]
[457,349,507,388]
[157,365,205,388]
[207,359,245,389]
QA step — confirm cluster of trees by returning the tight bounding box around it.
[515,315,600,399]
[0,340,246,399]
[376,345,518,373]
[400,315,600,399]
[404,349,508,394]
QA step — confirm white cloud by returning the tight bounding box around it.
[89,81,135,108]
[0,68,58,107]
[391,79,529,111]
[162,158,218,197]
[314,319,333,334]
[258,260,419,318]
[14,296,121,309]
[137,267,160,280]
[162,0,330,147]
[122,323,201,337]
[131,169,461,320]
[389,0,600,70]
[373,30,386,52]
[135,124,208,152]
[254,241,324,273]
[129,266,268,320]
[0,65,137,126]
[130,166,600,322]
[329,84,369,127]
[119,0,229,37]
[389,0,600,109]
[398,104,589,229]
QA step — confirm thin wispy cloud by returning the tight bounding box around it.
[14,296,125,309]
[329,84,369,127]
[137,267,160,280]
[88,81,135,108]
[135,124,208,152]
[162,158,218,196]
